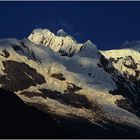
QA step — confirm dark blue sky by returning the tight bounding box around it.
[0,1,140,50]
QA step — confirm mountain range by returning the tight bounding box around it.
[0,28,140,138]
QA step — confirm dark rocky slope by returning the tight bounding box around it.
[0,88,139,139]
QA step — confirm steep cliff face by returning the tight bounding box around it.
[0,28,140,138]
[101,44,140,116]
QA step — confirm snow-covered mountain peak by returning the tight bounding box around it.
[78,40,98,57]
[56,29,68,37]
[28,28,84,56]
[28,28,55,44]
[28,28,99,58]
[84,40,96,48]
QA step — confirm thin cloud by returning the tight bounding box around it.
[57,19,81,38]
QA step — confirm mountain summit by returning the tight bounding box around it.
[0,28,140,138]
[56,29,68,37]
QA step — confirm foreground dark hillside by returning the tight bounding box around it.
[0,88,140,138]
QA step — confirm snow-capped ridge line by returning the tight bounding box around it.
[28,28,98,57]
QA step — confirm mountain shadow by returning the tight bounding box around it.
[0,88,140,138]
